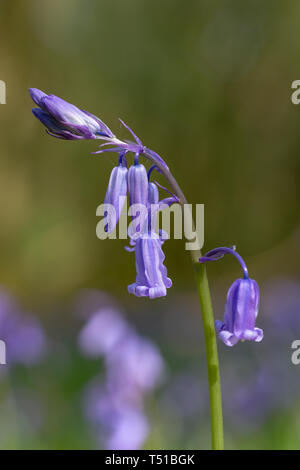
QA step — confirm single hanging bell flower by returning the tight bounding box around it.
[199,246,263,346]
[128,232,172,299]
[127,175,175,299]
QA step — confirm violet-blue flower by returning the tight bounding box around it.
[78,307,130,357]
[127,161,149,237]
[128,233,172,299]
[103,152,128,233]
[29,88,114,140]
[128,161,148,207]
[29,89,178,297]
[0,289,46,365]
[127,171,178,298]
[199,246,263,347]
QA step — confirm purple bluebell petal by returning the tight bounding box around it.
[127,164,149,236]
[216,277,263,346]
[29,88,114,140]
[128,164,148,207]
[59,121,96,139]
[32,108,66,135]
[42,95,98,131]
[104,163,128,233]
[128,233,172,299]
[148,182,159,205]
[215,319,238,346]
[82,110,115,138]
[147,182,159,233]
[201,246,263,346]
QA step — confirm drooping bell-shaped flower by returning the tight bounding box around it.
[29,88,114,140]
[128,232,172,299]
[127,161,149,237]
[103,153,128,233]
[127,172,178,299]
[199,246,263,346]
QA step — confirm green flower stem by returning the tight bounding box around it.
[143,149,224,449]
[194,261,224,450]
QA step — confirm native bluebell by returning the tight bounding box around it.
[29,88,114,140]
[126,165,177,299]
[199,247,263,346]
[103,152,128,233]
[29,89,177,298]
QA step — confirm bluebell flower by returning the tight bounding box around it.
[29,89,180,298]
[128,233,172,299]
[127,165,178,299]
[127,161,149,237]
[103,152,128,233]
[128,162,148,208]
[29,88,114,140]
[199,246,263,346]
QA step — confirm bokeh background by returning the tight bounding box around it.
[0,0,300,449]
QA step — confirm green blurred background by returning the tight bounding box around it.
[0,0,300,450]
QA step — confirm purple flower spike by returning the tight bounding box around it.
[148,181,159,205]
[128,233,172,299]
[128,163,149,236]
[29,88,114,140]
[199,246,263,346]
[104,155,128,233]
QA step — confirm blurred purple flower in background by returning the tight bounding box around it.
[83,381,149,450]
[30,89,178,299]
[78,307,131,358]
[78,294,165,449]
[0,288,46,366]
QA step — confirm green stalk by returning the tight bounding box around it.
[194,262,224,450]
